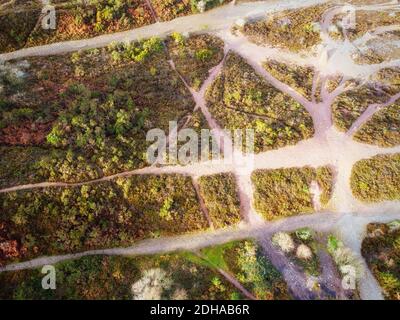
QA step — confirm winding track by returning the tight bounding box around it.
[1,0,400,300]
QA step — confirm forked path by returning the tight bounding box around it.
[1,1,400,301]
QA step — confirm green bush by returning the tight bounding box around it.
[195,48,214,62]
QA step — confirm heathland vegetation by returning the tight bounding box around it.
[0,239,290,300]
[252,166,334,220]
[0,174,208,266]
[0,37,202,187]
[362,221,400,300]
[241,4,329,53]
[206,53,314,153]
[351,154,400,202]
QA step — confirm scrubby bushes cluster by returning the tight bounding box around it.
[234,240,290,299]
[0,174,208,266]
[150,0,229,21]
[242,4,329,52]
[351,154,400,202]
[327,235,363,284]
[372,67,400,96]
[346,10,400,41]
[206,53,314,153]
[362,221,400,300]
[190,0,229,13]
[44,85,152,179]
[252,166,334,220]
[198,173,241,228]
[0,255,140,300]
[0,7,41,53]
[0,40,196,187]
[24,0,154,49]
[150,0,193,21]
[107,37,164,63]
[0,146,57,189]
[167,33,224,90]
[74,0,138,32]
